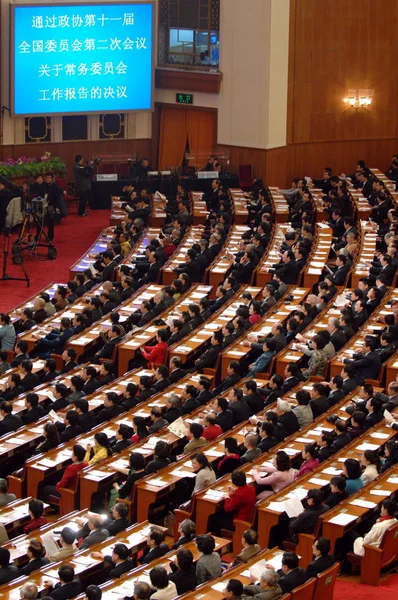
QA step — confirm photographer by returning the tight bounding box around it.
[74,154,95,216]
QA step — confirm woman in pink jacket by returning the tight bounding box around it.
[295,445,319,479]
[252,450,296,501]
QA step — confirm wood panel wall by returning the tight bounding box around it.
[287,0,398,144]
[0,139,152,179]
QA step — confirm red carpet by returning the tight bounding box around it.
[334,573,398,600]
[0,209,109,312]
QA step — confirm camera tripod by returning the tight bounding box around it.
[0,228,30,287]
[12,204,57,264]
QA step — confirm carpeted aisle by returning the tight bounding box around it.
[0,209,109,312]
[334,573,398,600]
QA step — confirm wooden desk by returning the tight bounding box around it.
[255,224,289,288]
[9,282,63,326]
[117,284,211,374]
[230,189,249,224]
[67,284,165,357]
[257,420,394,554]
[191,191,209,225]
[268,188,289,223]
[322,465,398,552]
[302,223,333,289]
[207,225,251,296]
[221,287,310,379]
[330,287,398,379]
[69,230,115,279]
[274,288,353,376]
[0,497,48,539]
[169,286,262,366]
[162,226,206,286]
[119,227,163,274]
[351,221,377,288]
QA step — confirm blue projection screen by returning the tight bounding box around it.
[11,2,154,116]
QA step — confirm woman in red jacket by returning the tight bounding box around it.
[141,329,168,366]
[207,470,256,535]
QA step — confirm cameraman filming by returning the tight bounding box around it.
[74,154,95,216]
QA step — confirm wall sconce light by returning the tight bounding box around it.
[343,89,374,109]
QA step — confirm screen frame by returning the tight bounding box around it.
[10,0,156,117]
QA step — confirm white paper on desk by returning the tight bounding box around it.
[74,553,96,565]
[309,477,329,486]
[328,513,357,526]
[279,447,296,456]
[42,531,59,557]
[356,443,379,451]
[286,487,308,501]
[212,582,228,592]
[322,467,342,476]
[383,409,394,424]
[295,437,316,444]
[262,553,284,572]
[147,478,166,487]
[168,417,189,439]
[370,432,389,439]
[387,477,398,484]
[349,499,377,509]
[370,489,390,496]
[38,458,56,468]
[205,449,224,457]
[171,469,196,479]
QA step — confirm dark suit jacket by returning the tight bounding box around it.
[306,555,335,578]
[279,411,300,435]
[169,368,187,383]
[213,373,241,395]
[0,413,23,435]
[140,544,169,565]
[22,405,46,425]
[289,505,329,537]
[216,409,234,432]
[60,424,83,442]
[97,336,123,360]
[346,351,381,380]
[328,390,344,406]
[280,377,299,395]
[273,260,299,284]
[310,396,329,418]
[230,399,251,425]
[106,559,133,579]
[278,568,308,594]
[103,516,130,536]
[0,564,19,584]
[21,372,40,391]
[330,330,346,352]
[169,566,198,595]
[194,344,222,371]
[49,581,83,600]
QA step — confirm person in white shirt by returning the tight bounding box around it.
[149,566,178,600]
[360,450,381,486]
[353,499,397,556]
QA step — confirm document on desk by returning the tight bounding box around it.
[356,443,379,451]
[147,478,166,487]
[349,499,377,509]
[328,513,357,525]
[171,469,196,479]
[370,489,390,496]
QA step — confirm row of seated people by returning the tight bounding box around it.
[0,166,394,596]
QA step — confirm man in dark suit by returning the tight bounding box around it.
[21,393,46,425]
[150,366,170,394]
[102,503,130,536]
[276,552,308,594]
[61,348,77,374]
[341,365,358,394]
[194,331,223,372]
[74,399,96,433]
[96,251,117,283]
[228,388,251,425]
[327,376,345,406]
[306,537,335,578]
[196,377,214,405]
[343,337,381,382]
[95,392,124,425]
[167,319,184,347]
[43,565,82,600]
[358,169,374,198]
[137,251,161,286]
[213,361,241,395]
[59,410,83,443]
[0,401,23,435]
[326,254,350,286]
[213,397,234,432]
[280,363,301,395]
[93,325,123,363]
[243,380,264,415]
[20,360,40,392]
[168,357,187,383]
[330,420,351,453]
[231,251,256,284]
[327,318,347,352]
[0,547,18,584]
[270,250,299,285]
[100,544,133,580]
[10,340,30,367]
